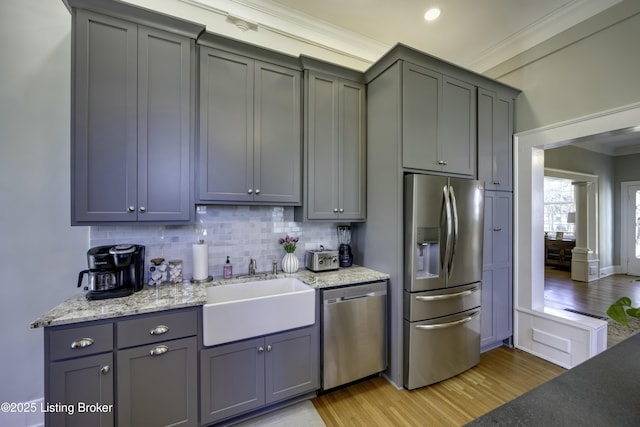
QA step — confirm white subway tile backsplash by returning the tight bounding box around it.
[90,206,340,281]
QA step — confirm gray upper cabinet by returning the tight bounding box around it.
[402,61,476,177]
[198,35,302,205]
[71,5,202,224]
[478,88,514,191]
[297,59,366,221]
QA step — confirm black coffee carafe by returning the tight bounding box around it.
[337,225,353,267]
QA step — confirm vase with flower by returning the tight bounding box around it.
[279,235,299,273]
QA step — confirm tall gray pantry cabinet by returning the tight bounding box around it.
[477,88,515,350]
[69,1,203,224]
[355,44,520,388]
[197,34,302,205]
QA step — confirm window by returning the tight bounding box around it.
[544,176,575,238]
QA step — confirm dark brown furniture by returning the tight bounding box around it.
[545,237,575,269]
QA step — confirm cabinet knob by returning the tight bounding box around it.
[149,325,169,335]
[248,189,253,194]
[338,208,344,213]
[333,208,339,213]
[258,346,264,353]
[266,345,272,352]
[101,365,110,375]
[70,337,94,349]
[139,206,146,213]
[128,206,136,213]
[493,227,503,232]
[149,345,169,356]
[255,188,260,194]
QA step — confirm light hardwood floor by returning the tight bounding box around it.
[312,269,640,426]
[313,346,565,426]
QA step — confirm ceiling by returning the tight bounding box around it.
[266,0,640,155]
[269,0,622,72]
[180,0,640,155]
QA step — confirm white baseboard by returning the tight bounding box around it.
[600,265,622,277]
[0,398,44,427]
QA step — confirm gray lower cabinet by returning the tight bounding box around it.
[70,6,201,224]
[48,353,114,427]
[117,337,198,427]
[200,326,319,425]
[481,191,513,350]
[198,35,302,205]
[297,62,366,221]
[45,321,115,427]
[44,308,199,427]
[478,88,515,192]
[402,61,476,177]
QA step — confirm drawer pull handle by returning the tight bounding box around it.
[70,338,94,349]
[493,227,503,232]
[101,365,110,375]
[149,345,169,356]
[149,325,169,335]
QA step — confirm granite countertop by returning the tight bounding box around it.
[466,333,640,426]
[31,265,389,328]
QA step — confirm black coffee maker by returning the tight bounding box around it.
[337,225,353,267]
[77,244,145,300]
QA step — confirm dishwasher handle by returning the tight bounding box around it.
[324,290,386,304]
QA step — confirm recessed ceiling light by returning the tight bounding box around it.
[424,7,441,21]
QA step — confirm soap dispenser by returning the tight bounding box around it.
[223,256,233,279]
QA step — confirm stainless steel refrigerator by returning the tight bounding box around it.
[403,173,484,390]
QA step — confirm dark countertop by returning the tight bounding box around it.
[467,333,640,426]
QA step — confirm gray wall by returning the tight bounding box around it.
[544,146,615,268]
[613,152,640,264]
[489,0,640,132]
[0,0,89,421]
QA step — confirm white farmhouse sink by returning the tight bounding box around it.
[202,277,315,346]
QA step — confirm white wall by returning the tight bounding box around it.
[0,0,89,423]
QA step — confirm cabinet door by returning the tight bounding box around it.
[48,353,114,427]
[200,337,265,425]
[265,327,320,404]
[478,88,513,191]
[254,61,301,204]
[439,76,476,176]
[137,27,193,221]
[338,80,366,220]
[493,97,514,190]
[483,192,512,268]
[198,48,254,202]
[117,337,197,427]
[306,72,340,219]
[72,10,138,223]
[402,62,439,171]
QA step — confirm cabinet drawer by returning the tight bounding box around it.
[48,322,113,361]
[117,309,197,349]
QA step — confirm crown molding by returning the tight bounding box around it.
[180,0,389,65]
[468,0,623,72]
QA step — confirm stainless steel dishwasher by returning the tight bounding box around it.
[321,280,387,390]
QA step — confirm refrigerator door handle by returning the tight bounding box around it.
[442,185,453,278]
[414,310,480,330]
[414,288,476,302]
[448,184,459,277]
